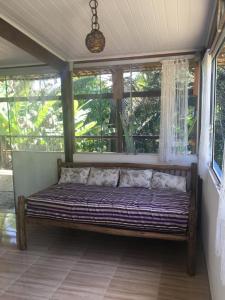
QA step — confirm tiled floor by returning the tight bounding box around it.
[0,212,211,300]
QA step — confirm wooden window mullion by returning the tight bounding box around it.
[112,69,124,152]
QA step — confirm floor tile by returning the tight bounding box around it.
[0,212,211,300]
[5,265,68,298]
[51,290,104,300]
[34,254,77,271]
[0,292,49,300]
[0,259,29,279]
[72,259,117,277]
[58,270,111,294]
[0,250,39,265]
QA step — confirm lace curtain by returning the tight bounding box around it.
[216,143,225,285]
[160,59,189,162]
[199,51,212,179]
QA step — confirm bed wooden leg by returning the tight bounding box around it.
[187,232,196,276]
[16,196,27,250]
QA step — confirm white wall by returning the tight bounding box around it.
[201,170,225,300]
[73,153,161,164]
[13,151,64,201]
[73,153,197,165]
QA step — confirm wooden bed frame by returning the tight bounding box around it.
[16,159,198,275]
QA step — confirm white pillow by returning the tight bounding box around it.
[58,167,90,184]
[87,168,119,187]
[119,169,153,188]
[151,172,186,192]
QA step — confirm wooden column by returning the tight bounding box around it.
[61,63,74,162]
[112,69,124,152]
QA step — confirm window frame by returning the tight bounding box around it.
[211,39,225,180]
[0,76,64,153]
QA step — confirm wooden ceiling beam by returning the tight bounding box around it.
[0,17,66,71]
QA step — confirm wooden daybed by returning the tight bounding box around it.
[16,159,198,275]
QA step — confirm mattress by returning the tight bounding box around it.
[26,183,190,233]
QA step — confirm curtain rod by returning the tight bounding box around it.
[74,51,200,69]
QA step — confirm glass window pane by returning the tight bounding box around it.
[73,73,115,153]
[74,99,101,137]
[122,68,161,153]
[132,70,161,91]
[11,137,64,152]
[8,100,63,136]
[121,96,160,153]
[0,102,9,135]
[187,65,198,154]
[75,138,116,153]
[132,138,159,154]
[74,74,112,95]
[6,77,61,98]
[0,80,6,97]
[0,136,12,169]
[123,69,161,92]
[74,75,101,94]
[0,76,63,152]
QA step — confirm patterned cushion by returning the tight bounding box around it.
[58,167,90,184]
[151,172,186,192]
[119,169,153,188]
[87,168,119,187]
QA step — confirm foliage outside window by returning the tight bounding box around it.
[0,62,198,166]
[73,64,197,154]
[187,64,198,154]
[122,69,161,153]
[73,74,116,152]
[0,75,63,169]
[73,67,162,153]
[212,43,225,177]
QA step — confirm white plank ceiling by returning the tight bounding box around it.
[0,0,215,66]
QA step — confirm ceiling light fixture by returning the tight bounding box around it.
[85,0,105,53]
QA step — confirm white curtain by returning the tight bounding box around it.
[160,59,189,162]
[216,143,225,285]
[199,51,212,179]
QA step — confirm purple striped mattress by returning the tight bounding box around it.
[26,183,190,234]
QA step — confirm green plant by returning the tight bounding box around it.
[74,99,97,137]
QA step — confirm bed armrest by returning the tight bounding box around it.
[187,163,198,275]
[189,163,198,232]
[16,196,27,250]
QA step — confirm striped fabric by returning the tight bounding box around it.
[27,184,190,233]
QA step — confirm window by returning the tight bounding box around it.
[122,68,161,153]
[187,63,198,154]
[73,73,116,152]
[0,75,63,163]
[212,42,225,178]
[73,62,197,154]
[73,67,162,153]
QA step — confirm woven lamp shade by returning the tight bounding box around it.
[85,29,105,53]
